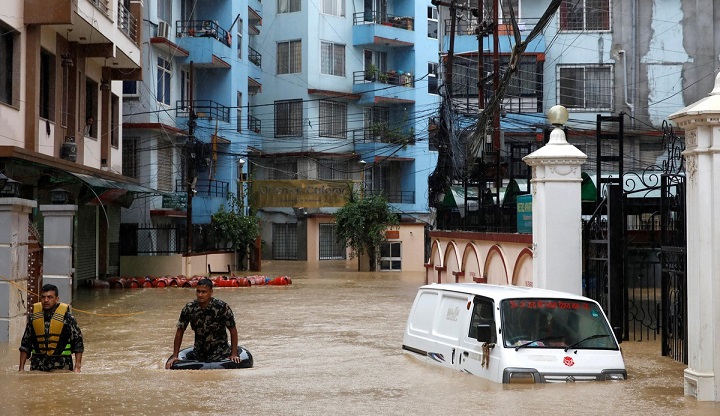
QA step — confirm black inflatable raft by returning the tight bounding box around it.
[167,346,254,370]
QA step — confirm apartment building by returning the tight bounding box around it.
[0,0,145,283]
[248,0,439,270]
[121,0,263,253]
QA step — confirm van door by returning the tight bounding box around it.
[425,291,470,369]
[457,296,501,382]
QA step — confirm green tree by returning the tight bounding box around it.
[334,191,398,271]
[211,193,260,270]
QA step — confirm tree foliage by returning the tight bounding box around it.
[334,192,398,271]
[211,193,260,251]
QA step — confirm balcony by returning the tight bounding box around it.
[365,189,415,204]
[248,46,262,67]
[248,5,262,35]
[352,70,415,105]
[352,12,415,48]
[352,128,415,146]
[176,20,232,68]
[117,1,139,42]
[248,115,261,134]
[175,179,229,198]
[176,100,231,123]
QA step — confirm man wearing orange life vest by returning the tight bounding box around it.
[19,284,84,372]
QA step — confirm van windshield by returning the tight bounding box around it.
[500,298,618,350]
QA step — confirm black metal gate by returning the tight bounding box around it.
[583,117,687,363]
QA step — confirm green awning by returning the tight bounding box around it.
[70,172,163,207]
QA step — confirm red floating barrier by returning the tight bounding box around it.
[153,277,168,288]
[237,277,251,287]
[109,278,124,289]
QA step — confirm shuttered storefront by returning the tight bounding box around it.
[75,205,97,282]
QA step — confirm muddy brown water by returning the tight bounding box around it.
[1,260,718,415]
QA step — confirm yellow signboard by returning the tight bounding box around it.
[250,179,353,208]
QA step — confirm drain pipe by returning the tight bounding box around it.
[618,50,635,121]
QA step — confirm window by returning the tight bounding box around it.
[157,56,171,105]
[318,159,348,180]
[236,91,242,133]
[559,0,610,31]
[180,69,190,109]
[85,78,98,138]
[320,42,345,77]
[278,0,300,14]
[427,6,438,39]
[157,0,172,23]
[379,241,401,271]
[271,158,298,179]
[364,106,389,141]
[277,40,302,74]
[40,49,55,121]
[319,100,346,139]
[122,137,138,178]
[468,297,496,342]
[428,62,438,95]
[322,0,344,16]
[111,94,119,148]
[122,81,139,96]
[274,99,303,137]
[319,223,345,260]
[0,21,19,106]
[558,65,612,110]
[157,140,173,191]
[237,20,243,59]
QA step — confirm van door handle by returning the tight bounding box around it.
[451,348,455,364]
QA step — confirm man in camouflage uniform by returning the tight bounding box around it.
[166,278,241,368]
[19,284,84,372]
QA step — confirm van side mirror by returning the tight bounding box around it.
[475,323,496,343]
[613,327,623,344]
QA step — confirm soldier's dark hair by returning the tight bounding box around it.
[41,284,59,297]
[197,278,213,289]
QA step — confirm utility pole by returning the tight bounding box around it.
[186,61,196,254]
[492,0,501,207]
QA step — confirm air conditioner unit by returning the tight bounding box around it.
[157,20,170,39]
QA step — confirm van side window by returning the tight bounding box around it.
[468,297,496,343]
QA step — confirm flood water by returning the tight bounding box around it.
[1,260,718,415]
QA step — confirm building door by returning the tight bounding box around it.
[319,223,345,260]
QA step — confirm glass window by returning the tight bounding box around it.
[559,0,610,31]
[0,22,18,106]
[379,241,401,271]
[321,42,345,76]
[157,56,171,105]
[40,49,55,121]
[85,78,98,138]
[558,65,612,110]
[319,100,347,138]
[277,40,302,74]
[322,0,344,16]
[428,62,438,95]
[427,6,438,39]
[318,159,348,180]
[468,297,496,343]
[278,0,301,14]
[274,99,303,137]
[157,0,172,23]
[500,298,618,349]
[123,81,138,96]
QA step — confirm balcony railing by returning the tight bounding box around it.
[89,0,111,17]
[366,189,415,204]
[353,12,414,31]
[248,114,261,133]
[176,100,230,123]
[176,20,231,47]
[175,179,229,198]
[248,46,261,67]
[117,1,138,42]
[352,129,415,145]
[352,70,414,87]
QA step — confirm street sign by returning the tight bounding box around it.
[162,192,188,210]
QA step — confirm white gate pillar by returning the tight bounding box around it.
[0,197,36,343]
[523,105,587,294]
[668,72,720,401]
[40,204,77,304]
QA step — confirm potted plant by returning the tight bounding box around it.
[378,71,389,84]
[365,63,377,81]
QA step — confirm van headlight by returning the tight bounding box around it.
[503,368,539,384]
[601,370,627,381]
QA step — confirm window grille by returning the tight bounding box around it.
[559,0,610,31]
[277,40,302,74]
[319,100,347,138]
[274,99,303,137]
[273,223,298,260]
[558,65,612,110]
[319,223,345,260]
[320,42,345,76]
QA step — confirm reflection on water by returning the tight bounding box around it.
[1,261,718,415]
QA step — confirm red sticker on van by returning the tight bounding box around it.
[563,356,575,367]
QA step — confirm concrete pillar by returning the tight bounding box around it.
[40,204,77,305]
[668,72,720,401]
[0,198,37,343]
[523,105,587,295]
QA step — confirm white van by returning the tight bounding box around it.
[402,283,626,383]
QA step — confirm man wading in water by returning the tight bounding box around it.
[166,278,241,368]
